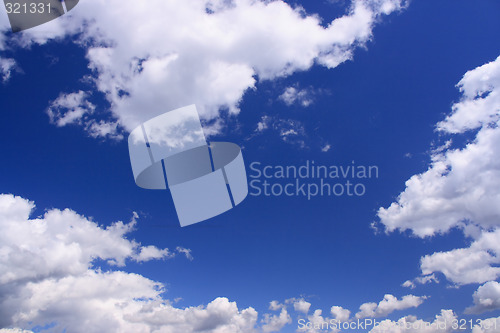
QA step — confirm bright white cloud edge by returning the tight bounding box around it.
[0,0,407,139]
[378,56,500,314]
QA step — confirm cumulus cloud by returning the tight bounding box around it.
[419,229,500,285]
[5,279,259,333]
[281,297,313,314]
[1,0,406,138]
[0,193,268,333]
[355,294,426,319]
[117,297,258,333]
[378,55,500,237]
[436,57,500,134]
[375,55,500,320]
[269,300,286,311]
[297,309,332,333]
[472,316,500,333]
[368,309,457,333]
[261,308,292,333]
[330,305,351,322]
[466,281,500,314]
[0,194,175,287]
[134,245,174,262]
[293,299,312,314]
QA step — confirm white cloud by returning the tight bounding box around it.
[472,316,500,333]
[355,294,426,319]
[7,296,248,333]
[321,144,332,152]
[86,119,123,140]
[293,299,312,314]
[466,281,500,314]
[0,57,16,82]
[8,270,163,331]
[420,227,500,285]
[330,305,350,322]
[0,194,176,288]
[118,297,258,333]
[283,297,312,314]
[256,116,272,132]
[134,245,174,262]
[375,56,500,326]
[402,274,439,289]
[261,308,291,333]
[436,57,500,134]
[47,91,123,139]
[378,56,500,238]
[0,194,179,272]
[279,86,314,107]
[297,309,332,333]
[1,0,406,138]
[368,309,457,333]
[269,300,285,311]
[47,91,95,126]
[278,119,307,147]
[176,246,194,261]
[402,281,413,288]
[0,194,270,333]
[253,116,308,147]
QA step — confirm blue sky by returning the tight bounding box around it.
[1,0,500,332]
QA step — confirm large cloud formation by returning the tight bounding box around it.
[378,56,500,310]
[0,199,429,333]
[0,193,261,333]
[0,0,406,138]
[378,56,500,238]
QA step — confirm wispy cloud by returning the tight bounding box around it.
[47,91,123,140]
[355,294,426,319]
[0,57,16,82]
[279,86,315,107]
